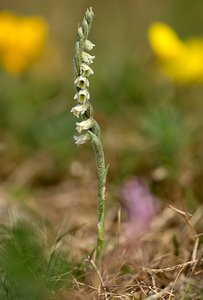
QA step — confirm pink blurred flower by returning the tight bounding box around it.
[119,177,159,240]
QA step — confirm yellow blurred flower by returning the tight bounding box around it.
[148,22,203,84]
[0,11,48,75]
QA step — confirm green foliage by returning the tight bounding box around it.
[120,263,134,275]
[0,220,82,300]
[28,111,75,161]
[142,105,189,172]
[0,73,74,163]
[182,281,203,300]
[94,59,148,115]
[172,234,180,256]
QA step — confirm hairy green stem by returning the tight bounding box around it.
[89,131,108,264]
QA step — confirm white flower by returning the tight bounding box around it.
[74,133,90,145]
[74,89,90,103]
[74,76,89,89]
[85,39,95,51]
[82,52,95,64]
[76,119,92,133]
[71,104,87,118]
[80,63,94,77]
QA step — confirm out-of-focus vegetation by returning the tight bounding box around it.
[148,22,203,84]
[0,218,83,300]
[0,1,202,182]
[0,0,203,298]
[0,11,47,75]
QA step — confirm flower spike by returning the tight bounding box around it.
[71,7,108,267]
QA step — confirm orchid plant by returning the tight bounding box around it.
[71,7,108,265]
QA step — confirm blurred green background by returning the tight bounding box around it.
[0,0,203,207]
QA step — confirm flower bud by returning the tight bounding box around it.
[86,7,94,22]
[77,26,83,39]
[82,19,88,33]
